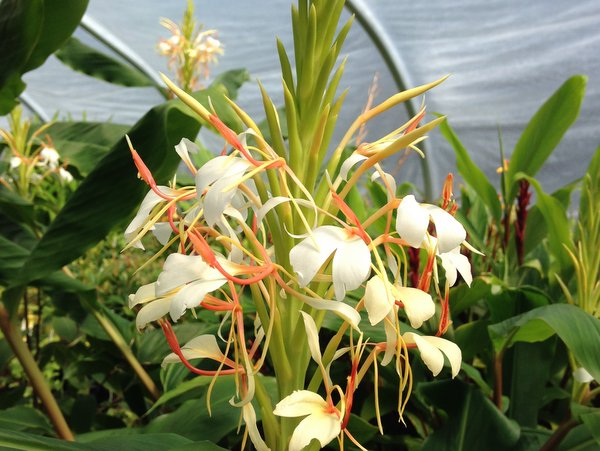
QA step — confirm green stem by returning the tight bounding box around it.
[254,375,279,450]
[0,304,75,441]
[89,308,160,400]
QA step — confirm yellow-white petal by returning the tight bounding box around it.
[425,205,466,254]
[300,312,322,366]
[174,137,199,171]
[129,282,157,308]
[404,333,462,378]
[440,247,472,287]
[396,286,435,328]
[124,186,176,249]
[364,276,395,326]
[162,334,226,366]
[136,297,170,330]
[288,409,341,451]
[156,254,218,295]
[289,226,343,288]
[242,403,270,451]
[396,195,429,248]
[300,294,361,331]
[339,153,368,180]
[332,235,371,301]
[168,276,228,321]
[273,390,327,417]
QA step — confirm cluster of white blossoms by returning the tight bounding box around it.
[157,15,223,89]
[125,76,474,450]
[7,144,73,183]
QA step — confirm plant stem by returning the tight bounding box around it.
[90,308,160,400]
[0,304,75,441]
[493,349,505,410]
[540,418,578,451]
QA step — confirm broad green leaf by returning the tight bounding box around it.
[0,427,85,450]
[581,411,600,446]
[0,0,88,114]
[439,119,501,221]
[55,37,156,88]
[145,377,241,442]
[513,428,552,451]
[170,443,228,451]
[148,375,217,414]
[506,76,587,203]
[0,0,43,111]
[419,379,521,450]
[517,174,574,271]
[0,406,53,435]
[47,122,130,176]
[523,181,577,258]
[0,235,29,284]
[0,188,35,227]
[488,304,600,381]
[85,433,194,450]
[557,424,598,451]
[506,339,556,427]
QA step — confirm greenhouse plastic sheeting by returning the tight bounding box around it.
[20,0,599,196]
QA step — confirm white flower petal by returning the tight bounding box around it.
[136,297,170,330]
[332,235,371,301]
[425,205,466,253]
[396,195,430,248]
[242,403,270,451]
[381,309,398,366]
[152,222,173,245]
[573,367,594,383]
[169,277,228,322]
[404,332,444,376]
[203,173,243,226]
[404,333,462,378]
[156,254,212,295]
[425,336,462,378]
[10,156,22,169]
[162,334,226,366]
[124,186,176,247]
[288,410,340,451]
[300,312,322,365]
[273,390,327,417]
[195,155,250,193]
[300,294,361,331]
[289,226,344,287]
[371,170,397,201]
[396,286,435,328]
[339,153,368,180]
[129,282,157,308]
[364,276,395,326]
[174,137,199,170]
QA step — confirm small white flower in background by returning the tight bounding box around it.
[364,275,435,328]
[290,225,371,301]
[274,390,342,451]
[403,332,462,378]
[39,146,60,169]
[573,367,594,383]
[58,167,73,183]
[9,156,22,169]
[396,194,466,253]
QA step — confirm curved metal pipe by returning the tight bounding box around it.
[79,14,164,88]
[344,0,433,199]
[18,93,50,122]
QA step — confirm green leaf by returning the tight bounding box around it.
[439,119,501,221]
[579,144,600,228]
[488,304,600,381]
[85,433,193,451]
[506,76,587,203]
[0,406,53,435]
[419,379,521,450]
[55,37,156,88]
[557,424,599,451]
[581,411,600,446]
[148,375,217,414]
[0,427,85,450]
[47,121,130,176]
[16,98,202,286]
[0,0,89,114]
[0,234,29,284]
[517,174,574,271]
[505,339,556,427]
